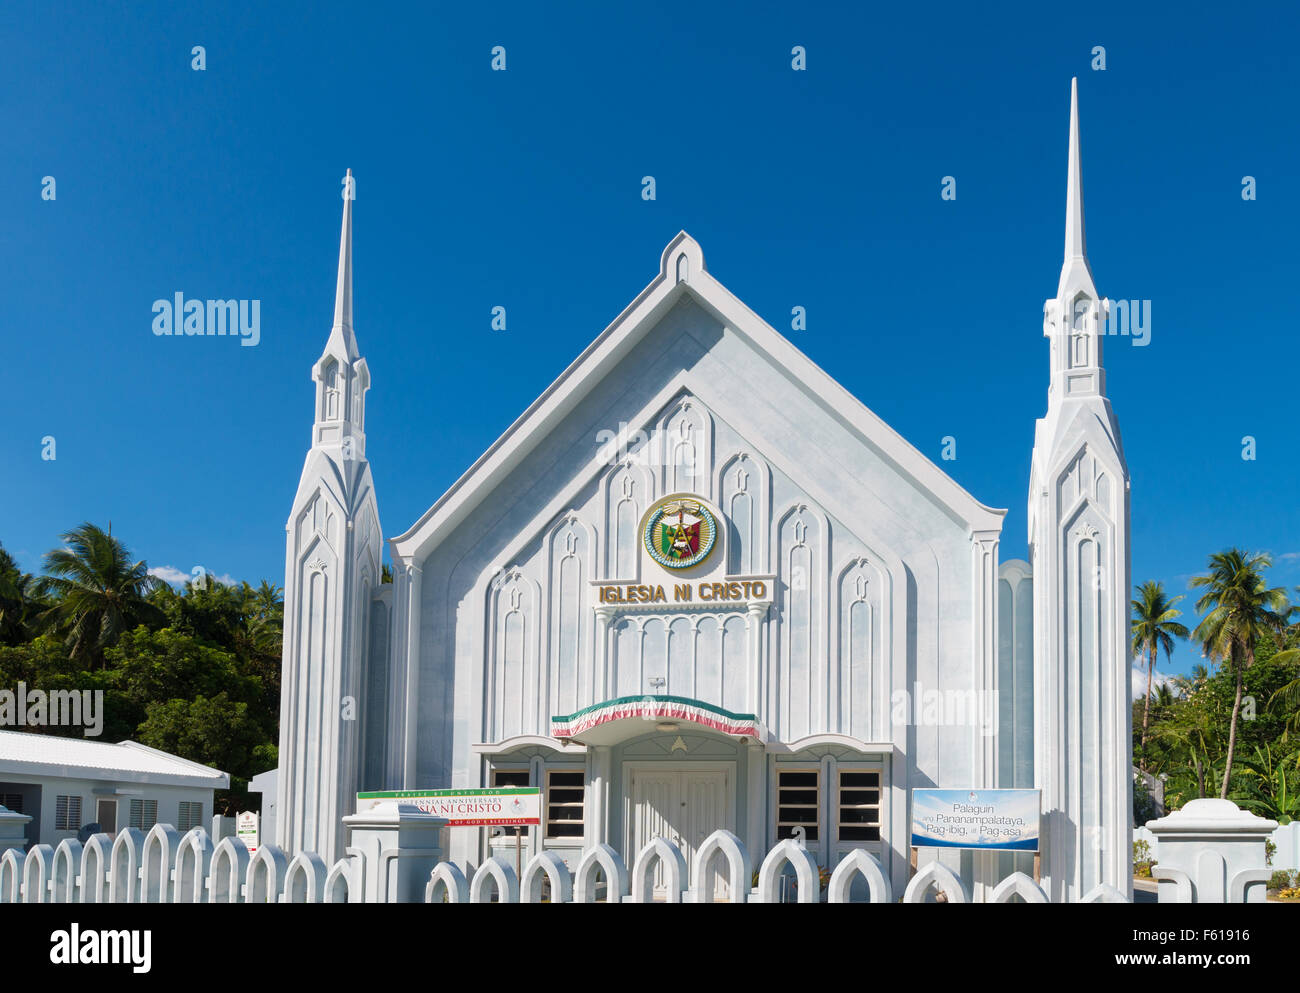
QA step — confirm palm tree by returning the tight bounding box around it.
[0,545,39,645]
[1131,581,1189,770]
[1189,550,1296,798]
[1149,708,1216,800]
[250,580,283,620]
[242,580,284,659]
[1266,585,1300,740]
[32,523,165,668]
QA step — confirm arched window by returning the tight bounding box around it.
[322,359,340,420]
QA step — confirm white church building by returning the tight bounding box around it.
[274,79,1132,902]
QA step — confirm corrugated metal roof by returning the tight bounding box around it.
[0,729,228,785]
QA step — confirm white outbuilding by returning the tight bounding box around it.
[0,729,229,849]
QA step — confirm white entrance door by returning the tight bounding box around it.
[628,764,735,900]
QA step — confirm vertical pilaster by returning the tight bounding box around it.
[746,602,768,719]
[594,606,615,702]
[746,740,766,864]
[971,530,1000,790]
[403,562,423,788]
[970,529,1000,903]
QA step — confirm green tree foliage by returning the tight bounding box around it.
[1141,557,1300,812]
[137,694,269,799]
[1133,775,1159,825]
[2,525,291,815]
[1130,580,1189,771]
[31,523,165,669]
[0,546,41,645]
[1231,745,1300,824]
[1189,550,1296,798]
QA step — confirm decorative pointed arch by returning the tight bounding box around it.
[0,848,22,903]
[109,827,146,903]
[486,567,543,740]
[756,838,820,903]
[716,452,770,575]
[208,837,251,903]
[657,396,712,497]
[989,871,1048,903]
[172,827,213,903]
[140,823,182,903]
[284,850,330,903]
[22,844,54,903]
[425,861,470,903]
[902,861,969,903]
[827,848,891,903]
[630,836,688,903]
[602,460,654,579]
[325,856,354,903]
[470,856,520,903]
[246,844,290,904]
[544,512,597,720]
[79,832,114,904]
[573,843,628,903]
[521,850,573,903]
[691,829,751,904]
[836,556,886,738]
[51,838,84,902]
[773,502,829,740]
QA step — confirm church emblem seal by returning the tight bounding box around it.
[643,495,716,569]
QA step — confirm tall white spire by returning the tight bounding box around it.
[334,168,353,333]
[1057,79,1097,299]
[1064,78,1085,262]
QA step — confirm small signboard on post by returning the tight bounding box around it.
[237,810,259,854]
[911,789,1041,852]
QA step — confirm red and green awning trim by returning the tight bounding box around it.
[551,694,758,739]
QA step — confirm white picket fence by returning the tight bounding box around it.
[1135,820,1300,873]
[0,821,1129,903]
[425,834,1127,903]
[0,824,352,904]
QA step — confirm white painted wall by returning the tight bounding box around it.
[0,773,215,849]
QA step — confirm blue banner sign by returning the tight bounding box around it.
[911,788,1041,852]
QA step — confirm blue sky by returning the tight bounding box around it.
[2,3,1297,680]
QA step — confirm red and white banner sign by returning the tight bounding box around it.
[356,788,541,827]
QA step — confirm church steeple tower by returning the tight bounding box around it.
[312,169,368,458]
[1028,81,1132,902]
[277,171,384,863]
[1045,79,1105,407]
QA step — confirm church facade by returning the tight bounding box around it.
[275,80,1131,902]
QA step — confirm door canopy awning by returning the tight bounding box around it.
[551,695,762,746]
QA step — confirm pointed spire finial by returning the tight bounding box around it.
[1064,78,1086,262]
[333,168,353,332]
